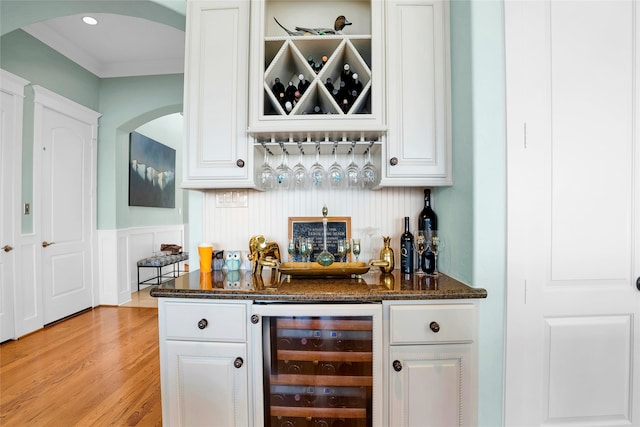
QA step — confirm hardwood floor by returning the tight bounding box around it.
[0,307,162,426]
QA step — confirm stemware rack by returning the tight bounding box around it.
[255,137,381,157]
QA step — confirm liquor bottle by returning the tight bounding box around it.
[400,216,414,274]
[418,189,438,273]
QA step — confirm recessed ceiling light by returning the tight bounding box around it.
[82,16,98,26]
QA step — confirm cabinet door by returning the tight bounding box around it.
[164,340,249,426]
[389,344,475,427]
[382,0,451,186]
[183,0,252,189]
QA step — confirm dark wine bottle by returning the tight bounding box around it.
[351,73,363,94]
[324,77,335,93]
[400,216,414,274]
[341,63,352,85]
[272,77,285,100]
[285,81,297,102]
[418,189,438,273]
[297,74,310,95]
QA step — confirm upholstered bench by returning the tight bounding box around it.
[137,252,189,290]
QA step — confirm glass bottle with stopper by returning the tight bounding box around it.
[316,205,335,266]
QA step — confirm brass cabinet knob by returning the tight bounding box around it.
[234,357,244,368]
[389,157,398,166]
[392,360,403,372]
[197,318,208,329]
[429,321,440,333]
[2,245,13,253]
[236,159,245,168]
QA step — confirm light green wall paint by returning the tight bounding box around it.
[0,0,186,233]
[98,75,184,229]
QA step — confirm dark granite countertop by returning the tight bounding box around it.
[150,268,487,301]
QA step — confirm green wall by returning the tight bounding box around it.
[0,0,186,232]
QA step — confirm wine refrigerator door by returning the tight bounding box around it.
[250,303,383,427]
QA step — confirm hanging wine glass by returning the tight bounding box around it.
[292,142,309,190]
[275,148,292,190]
[327,143,345,189]
[309,142,326,189]
[256,146,275,190]
[346,143,362,188]
[361,147,378,189]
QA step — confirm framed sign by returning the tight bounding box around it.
[288,216,351,262]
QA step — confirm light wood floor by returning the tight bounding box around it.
[0,306,162,426]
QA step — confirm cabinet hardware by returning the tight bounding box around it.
[197,318,208,329]
[236,159,245,168]
[636,277,640,291]
[2,245,13,253]
[251,314,259,324]
[234,357,244,368]
[42,241,55,248]
[389,157,398,166]
[429,321,440,333]
[392,360,402,372]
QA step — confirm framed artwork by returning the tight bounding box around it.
[288,216,351,262]
[129,131,176,208]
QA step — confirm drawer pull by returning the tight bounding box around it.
[251,314,259,324]
[429,321,440,333]
[392,360,403,372]
[234,357,244,368]
[197,318,208,330]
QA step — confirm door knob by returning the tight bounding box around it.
[42,241,55,248]
[2,245,13,252]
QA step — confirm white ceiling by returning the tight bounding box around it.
[22,13,185,78]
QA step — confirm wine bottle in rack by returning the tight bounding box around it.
[273,77,285,101]
[400,216,414,274]
[297,74,310,95]
[324,77,334,93]
[285,81,297,103]
[351,73,363,94]
[341,63,352,86]
[418,188,438,273]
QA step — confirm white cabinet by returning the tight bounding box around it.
[182,0,253,189]
[158,299,251,426]
[385,302,478,426]
[381,0,452,186]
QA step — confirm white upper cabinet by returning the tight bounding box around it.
[248,0,385,135]
[381,0,451,186]
[182,0,253,189]
[182,0,452,188]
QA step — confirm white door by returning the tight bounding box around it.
[34,86,99,325]
[505,1,640,426]
[0,70,28,341]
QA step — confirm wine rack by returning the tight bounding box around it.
[264,316,374,427]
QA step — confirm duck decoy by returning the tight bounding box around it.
[273,15,352,36]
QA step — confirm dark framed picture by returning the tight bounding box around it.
[129,131,176,208]
[288,216,351,262]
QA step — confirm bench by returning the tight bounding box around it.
[137,252,189,291]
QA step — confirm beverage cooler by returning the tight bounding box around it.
[251,304,383,427]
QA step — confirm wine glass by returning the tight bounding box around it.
[327,145,345,189]
[351,238,361,263]
[256,148,275,190]
[337,239,347,263]
[415,231,428,274]
[275,150,292,190]
[346,145,362,188]
[361,148,377,189]
[428,233,441,276]
[287,238,296,262]
[292,145,309,190]
[299,237,310,262]
[306,237,314,262]
[309,143,326,188]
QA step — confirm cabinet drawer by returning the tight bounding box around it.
[389,304,475,344]
[163,302,246,342]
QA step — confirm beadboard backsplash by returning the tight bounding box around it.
[201,187,427,265]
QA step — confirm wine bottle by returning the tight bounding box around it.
[417,189,438,273]
[351,73,363,94]
[285,81,297,102]
[400,216,414,274]
[324,77,335,93]
[272,77,285,100]
[341,63,352,85]
[297,74,310,95]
